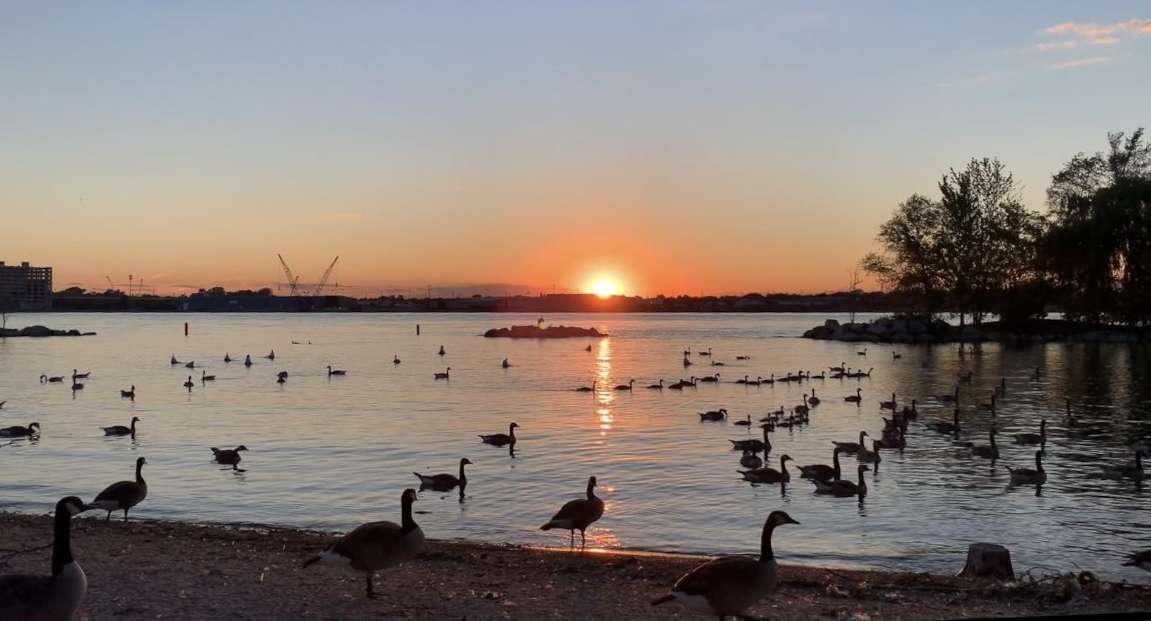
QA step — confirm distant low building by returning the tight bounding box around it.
[0,260,52,311]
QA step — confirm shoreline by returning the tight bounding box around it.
[3,513,1148,620]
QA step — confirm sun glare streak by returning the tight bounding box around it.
[587,276,622,298]
[596,339,613,436]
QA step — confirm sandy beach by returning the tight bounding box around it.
[1,512,1148,620]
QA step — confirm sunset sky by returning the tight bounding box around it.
[3,2,1149,297]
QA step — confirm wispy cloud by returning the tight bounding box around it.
[1039,18,1151,49]
[1046,56,1109,71]
[1036,40,1078,51]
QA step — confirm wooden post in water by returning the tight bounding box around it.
[184,322,188,336]
[416,324,420,336]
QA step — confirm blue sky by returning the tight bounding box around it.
[1,2,1148,294]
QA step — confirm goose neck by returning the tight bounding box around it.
[51,502,74,575]
[401,495,417,533]
[759,519,777,561]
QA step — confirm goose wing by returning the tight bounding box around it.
[671,555,766,606]
[330,520,410,571]
[544,498,603,529]
[414,472,460,489]
[94,480,146,506]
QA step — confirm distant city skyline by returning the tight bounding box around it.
[3,3,1149,296]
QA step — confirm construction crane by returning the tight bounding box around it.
[277,254,302,296]
[310,256,339,296]
[276,254,340,296]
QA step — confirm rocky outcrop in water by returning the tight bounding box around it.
[0,325,96,337]
[484,325,605,338]
[803,318,1144,344]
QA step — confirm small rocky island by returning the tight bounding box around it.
[804,317,1144,344]
[0,325,96,337]
[484,324,605,338]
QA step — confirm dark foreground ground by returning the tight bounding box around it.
[1,512,1149,620]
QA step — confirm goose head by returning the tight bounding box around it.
[766,510,799,528]
[29,422,41,433]
[236,445,250,452]
[59,496,87,517]
[460,457,473,466]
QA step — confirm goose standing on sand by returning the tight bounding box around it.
[183,376,195,392]
[102,417,140,438]
[799,448,842,483]
[844,388,862,404]
[244,355,252,367]
[540,476,605,547]
[479,422,518,447]
[833,431,869,455]
[433,367,451,380]
[0,422,40,437]
[0,496,88,621]
[1006,450,1046,486]
[211,445,249,466]
[326,365,347,376]
[814,464,869,497]
[575,381,597,393]
[201,371,216,382]
[739,455,793,484]
[89,456,148,521]
[614,379,635,391]
[414,458,472,492]
[303,488,424,599]
[224,353,232,363]
[651,511,799,619]
[1013,420,1046,446]
[120,385,136,399]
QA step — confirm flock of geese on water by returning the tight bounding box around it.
[2,342,1150,621]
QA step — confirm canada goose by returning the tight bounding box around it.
[244,355,252,367]
[857,349,867,356]
[879,393,897,410]
[814,464,869,497]
[734,414,752,427]
[1013,420,1046,446]
[183,376,195,391]
[938,386,960,403]
[746,376,763,386]
[700,408,728,422]
[927,408,961,435]
[540,476,604,547]
[303,488,424,599]
[807,389,821,407]
[970,430,999,460]
[646,379,664,390]
[739,455,793,484]
[900,399,918,420]
[211,445,249,466]
[857,440,882,464]
[0,496,88,621]
[393,354,401,365]
[479,422,518,447]
[793,396,810,416]
[830,362,846,373]
[501,358,511,369]
[698,347,712,357]
[202,371,216,382]
[224,353,232,363]
[170,355,180,365]
[120,385,136,399]
[326,365,347,376]
[739,451,763,469]
[1006,450,1046,485]
[710,360,726,367]
[71,381,85,391]
[575,381,597,392]
[734,375,749,385]
[892,351,902,359]
[651,511,798,619]
[277,371,289,379]
[40,374,65,383]
[102,417,140,437]
[878,424,906,450]
[433,367,451,380]
[1102,450,1144,481]
[698,373,721,383]
[799,448,842,482]
[730,424,772,452]
[833,431,869,455]
[586,345,593,352]
[437,345,445,356]
[276,375,286,385]
[72,369,90,380]
[736,355,751,360]
[414,457,472,492]
[844,388,862,403]
[186,361,197,370]
[266,349,276,360]
[1123,550,1151,572]
[0,422,40,437]
[683,355,693,367]
[89,456,148,521]
[613,379,635,391]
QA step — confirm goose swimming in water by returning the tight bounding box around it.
[938,386,959,403]
[733,414,752,427]
[698,373,721,383]
[437,345,445,356]
[185,361,196,369]
[40,374,65,383]
[102,417,140,437]
[879,393,897,410]
[393,354,401,365]
[170,355,180,365]
[0,422,40,437]
[326,365,347,376]
[833,431,869,455]
[224,353,232,363]
[927,408,961,435]
[211,445,249,466]
[201,371,216,382]
[433,367,451,380]
[646,379,664,390]
[89,456,148,521]
[266,350,276,360]
[799,447,842,483]
[120,385,136,399]
[540,476,605,547]
[1123,550,1151,573]
[699,408,728,422]
[1102,450,1144,481]
[303,488,424,599]
[814,464,869,497]
[479,422,518,447]
[739,451,763,469]
[857,440,882,465]
[414,457,472,492]
[0,496,88,621]
[72,369,90,380]
[244,355,252,367]
[501,358,511,369]
[807,388,820,407]
[844,388,862,403]
[183,376,195,391]
[730,424,771,452]
[739,455,793,484]
[575,381,597,393]
[1013,420,1046,446]
[1006,450,1046,486]
[970,430,999,460]
[613,379,635,391]
[651,511,798,619]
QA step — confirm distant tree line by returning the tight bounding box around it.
[864,128,1151,328]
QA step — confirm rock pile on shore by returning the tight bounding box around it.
[0,325,95,337]
[484,325,605,338]
[803,318,1144,344]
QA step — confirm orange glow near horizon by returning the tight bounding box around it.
[586,275,625,298]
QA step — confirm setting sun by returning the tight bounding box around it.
[587,276,623,299]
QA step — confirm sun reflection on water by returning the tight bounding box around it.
[596,338,613,436]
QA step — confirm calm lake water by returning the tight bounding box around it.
[1,312,1149,579]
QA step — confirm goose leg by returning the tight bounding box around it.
[569,529,574,548]
[123,508,129,522]
[365,572,376,598]
[105,511,112,522]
